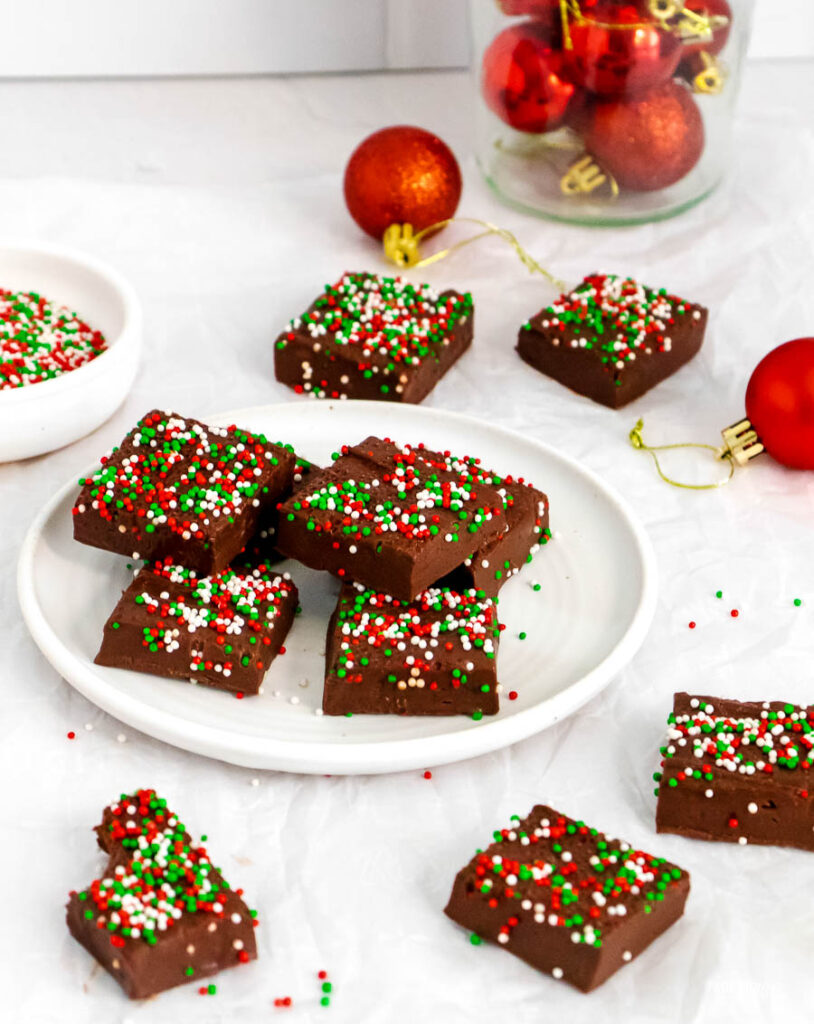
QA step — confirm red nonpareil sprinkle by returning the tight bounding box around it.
[318,970,327,980]
[508,691,518,701]
[67,731,76,739]
[274,996,293,1008]
[235,691,245,700]
[688,622,696,630]
[237,950,250,963]
[423,770,432,779]
[730,609,739,618]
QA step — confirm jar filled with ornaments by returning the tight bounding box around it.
[471,0,754,224]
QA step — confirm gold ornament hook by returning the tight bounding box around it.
[562,0,720,45]
[690,52,727,94]
[561,155,620,198]
[382,218,567,290]
[648,0,680,22]
[629,419,736,490]
[383,224,422,269]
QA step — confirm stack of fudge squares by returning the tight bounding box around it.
[65,269,721,1001]
[73,411,550,716]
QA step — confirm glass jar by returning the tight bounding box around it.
[471,0,754,225]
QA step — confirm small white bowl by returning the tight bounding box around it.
[0,242,141,462]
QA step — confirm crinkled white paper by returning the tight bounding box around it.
[1,67,814,1024]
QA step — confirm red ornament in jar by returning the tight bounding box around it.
[482,21,581,134]
[564,1,683,96]
[584,79,704,190]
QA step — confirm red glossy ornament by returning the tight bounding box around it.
[481,22,581,134]
[745,338,814,470]
[584,80,704,190]
[565,2,682,96]
[343,126,462,239]
[682,0,732,57]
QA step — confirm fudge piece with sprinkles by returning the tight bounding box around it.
[66,788,258,999]
[428,449,550,598]
[445,805,689,993]
[655,692,814,851]
[95,558,298,695]
[274,271,474,403]
[324,582,501,716]
[517,273,707,408]
[275,435,507,602]
[72,410,296,575]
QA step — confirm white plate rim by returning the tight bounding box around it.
[17,401,658,774]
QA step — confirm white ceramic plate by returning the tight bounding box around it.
[18,401,657,774]
[0,241,141,462]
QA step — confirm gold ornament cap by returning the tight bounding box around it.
[719,419,765,466]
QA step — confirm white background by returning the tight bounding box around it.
[0,51,813,1023]
[0,0,811,77]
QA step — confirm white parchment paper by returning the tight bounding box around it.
[1,66,813,1023]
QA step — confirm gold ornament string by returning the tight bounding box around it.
[558,0,721,49]
[382,219,567,291]
[629,419,736,490]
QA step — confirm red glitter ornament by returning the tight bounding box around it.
[564,2,682,97]
[681,0,732,57]
[744,338,814,470]
[481,22,581,134]
[343,126,462,239]
[584,80,704,191]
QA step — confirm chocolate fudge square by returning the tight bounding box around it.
[431,450,550,597]
[95,559,298,695]
[274,271,473,403]
[324,582,501,716]
[275,436,507,602]
[73,410,296,575]
[66,788,258,999]
[445,805,690,993]
[517,273,707,408]
[656,692,814,851]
